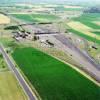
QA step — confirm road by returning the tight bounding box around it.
[0,44,36,100]
[54,34,100,83]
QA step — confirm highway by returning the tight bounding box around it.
[0,44,36,100]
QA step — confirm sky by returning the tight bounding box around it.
[0,0,100,4]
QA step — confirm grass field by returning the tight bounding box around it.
[93,21,100,26]
[0,71,26,100]
[67,21,100,39]
[12,47,100,100]
[91,31,100,36]
[74,13,100,21]
[67,28,100,44]
[12,13,60,23]
[67,13,100,43]
[55,5,82,11]
[74,13,100,29]
[0,54,6,69]
[67,21,100,43]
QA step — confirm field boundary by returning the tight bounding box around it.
[9,53,41,100]
[40,49,100,87]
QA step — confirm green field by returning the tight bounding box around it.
[92,31,100,36]
[67,13,100,43]
[12,14,60,23]
[74,13,100,29]
[0,54,7,69]
[12,47,100,100]
[74,13,100,21]
[67,28,100,44]
[55,5,82,11]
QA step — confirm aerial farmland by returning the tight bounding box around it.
[0,52,27,100]
[12,47,100,100]
[11,13,60,23]
[67,13,100,43]
[0,0,100,100]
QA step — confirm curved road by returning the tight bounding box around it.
[0,44,36,100]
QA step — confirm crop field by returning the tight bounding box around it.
[0,54,7,69]
[93,21,100,26]
[67,28,100,44]
[74,13,100,29]
[67,21,100,39]
[67,13,100,43]
[92,31,100,36]
[77,13,100,21]
[12,47,100,100]
[0,54,26,100]
[55,5,83,11]
[0,71,26,100]
[0,14,10,24]
[11,13,60,23]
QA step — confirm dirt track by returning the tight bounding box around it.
[54,34,100,83]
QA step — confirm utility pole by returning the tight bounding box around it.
[94,35,97,47]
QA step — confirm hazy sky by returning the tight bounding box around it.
[1,0,100,4]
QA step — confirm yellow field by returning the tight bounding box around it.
[67,21,100,40]
[0,14,10,24]
[0,71,27,100]
[93,21,100,26]
[64,6,82,9]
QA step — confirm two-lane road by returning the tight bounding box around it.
[0,44,36,100]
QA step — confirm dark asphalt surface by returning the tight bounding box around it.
[55,34,100,69]
[0,44,36,100]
